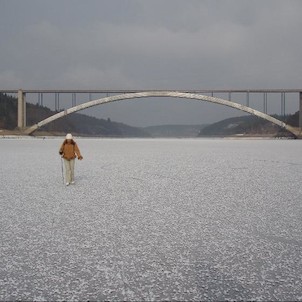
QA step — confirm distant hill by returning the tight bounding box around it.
[0,93,17,130]
[143,124,206,137]
[0,93,150,137]
[198,114,298,137]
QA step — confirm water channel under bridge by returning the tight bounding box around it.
[1,89,302,138]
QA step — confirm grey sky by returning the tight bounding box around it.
[1,0,302,126]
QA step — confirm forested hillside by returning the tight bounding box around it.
[0,93,17,130]
[198,113,299,137]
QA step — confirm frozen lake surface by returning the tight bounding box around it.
[1,137,302,301]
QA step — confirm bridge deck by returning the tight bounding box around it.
[1,89,302,94]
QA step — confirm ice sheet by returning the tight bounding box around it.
[1,137,302,300]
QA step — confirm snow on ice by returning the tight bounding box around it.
[1,137,302,300]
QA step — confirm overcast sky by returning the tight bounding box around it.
[1,0,302,126]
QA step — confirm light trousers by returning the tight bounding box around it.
[64,158,75,183]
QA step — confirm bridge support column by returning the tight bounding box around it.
[17,89,26,129]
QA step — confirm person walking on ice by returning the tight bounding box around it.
[59,133,83,186]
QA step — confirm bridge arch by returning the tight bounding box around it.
[25,91,300,137]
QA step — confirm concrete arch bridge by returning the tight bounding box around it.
[12,90,302,138]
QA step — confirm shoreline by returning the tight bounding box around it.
[0,129,293,139]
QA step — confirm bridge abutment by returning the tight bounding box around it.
[17,89,26,129]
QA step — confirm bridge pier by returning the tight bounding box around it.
[17,89,26,129]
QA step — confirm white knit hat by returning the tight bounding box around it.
[66,133,73,140]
